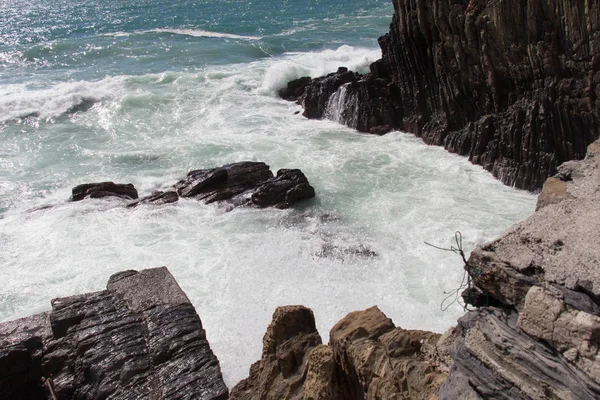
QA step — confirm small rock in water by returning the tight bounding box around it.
[70,161,315,210]
[71,182,138,201]
[251,169,316,209]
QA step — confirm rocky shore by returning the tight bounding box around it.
[2,140,599,399]
[280,0,599,191]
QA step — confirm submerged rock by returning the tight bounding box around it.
[0,267,228,400]
[231,305,449,400]
[283,0,600,190]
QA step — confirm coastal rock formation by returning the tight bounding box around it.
[231,305,449,400]
[440,139,600,398]
[0,267,228,400]
[281,0,600,190]
[74,161,316,209]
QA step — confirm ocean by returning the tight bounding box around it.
[0,0,536,385]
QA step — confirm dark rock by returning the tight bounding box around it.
[301,67,362,120]
[440,308,600,400]
[71,161,315,210]
[128,190,179,207]
[250,169,315,209]
[283,0,600,190]
[175,162,273,204]
[71,182,138,201]
[0,267,228,400]
[278,76,312,102]
[0,313,52,400]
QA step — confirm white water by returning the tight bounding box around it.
[0,46,536,386]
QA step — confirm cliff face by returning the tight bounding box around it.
[441,138,600,399]
[284,0,600,190]
[230,305,450,400]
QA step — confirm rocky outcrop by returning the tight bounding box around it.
[72,161,315,209]
[231,305,450,400]
[440,138,600,398]
[71,182,139,201]
[0,267,228,400]
[282,0,600,190]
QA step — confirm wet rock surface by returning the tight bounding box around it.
[72,161,316,209]
[283,0,600,190]
[231,305,449,400]
[71,182,138,201]
[0,267,228,400]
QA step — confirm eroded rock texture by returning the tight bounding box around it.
[283,0,600,190]
[440,139,600,399]
[0,267,228,400]
[231,305,450,400]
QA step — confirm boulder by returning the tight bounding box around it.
[251,169,316,209]
[230,305,322,400]
[71,161,316,210]
[71,182,138,201]
[0,267,228,400]
[231,305,449,400]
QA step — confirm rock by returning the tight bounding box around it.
[468,140,600,308]
[441,141,600,398]
[0,267,228,400]
[440,308,600,400]
[278,77,312,102]
[330,306,446,400]
[71,161,315,210]
[127,190,179,207]
[0,313,52,399]
[232,305,448,400]
[535,177,574,210]
[230,305,322,400]
[71,182,138,201]
[251,169,316,209]
[283,0,600,190]
[175,162,315,209]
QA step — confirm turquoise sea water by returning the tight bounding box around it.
[0,0,536,385]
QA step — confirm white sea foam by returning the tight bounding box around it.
[104,29,262,40]
[259,45,381,94]
[0,77,125,122]
[0,49,537,387]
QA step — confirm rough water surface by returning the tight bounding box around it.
[0,0,536,385]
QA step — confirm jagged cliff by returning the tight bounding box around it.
[280,0,600,190]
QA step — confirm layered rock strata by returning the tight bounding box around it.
[70,161,315,209]
[281,0,600,190]
[231,305,450,400]
[0,267,228,400]
[440,138,600,398]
